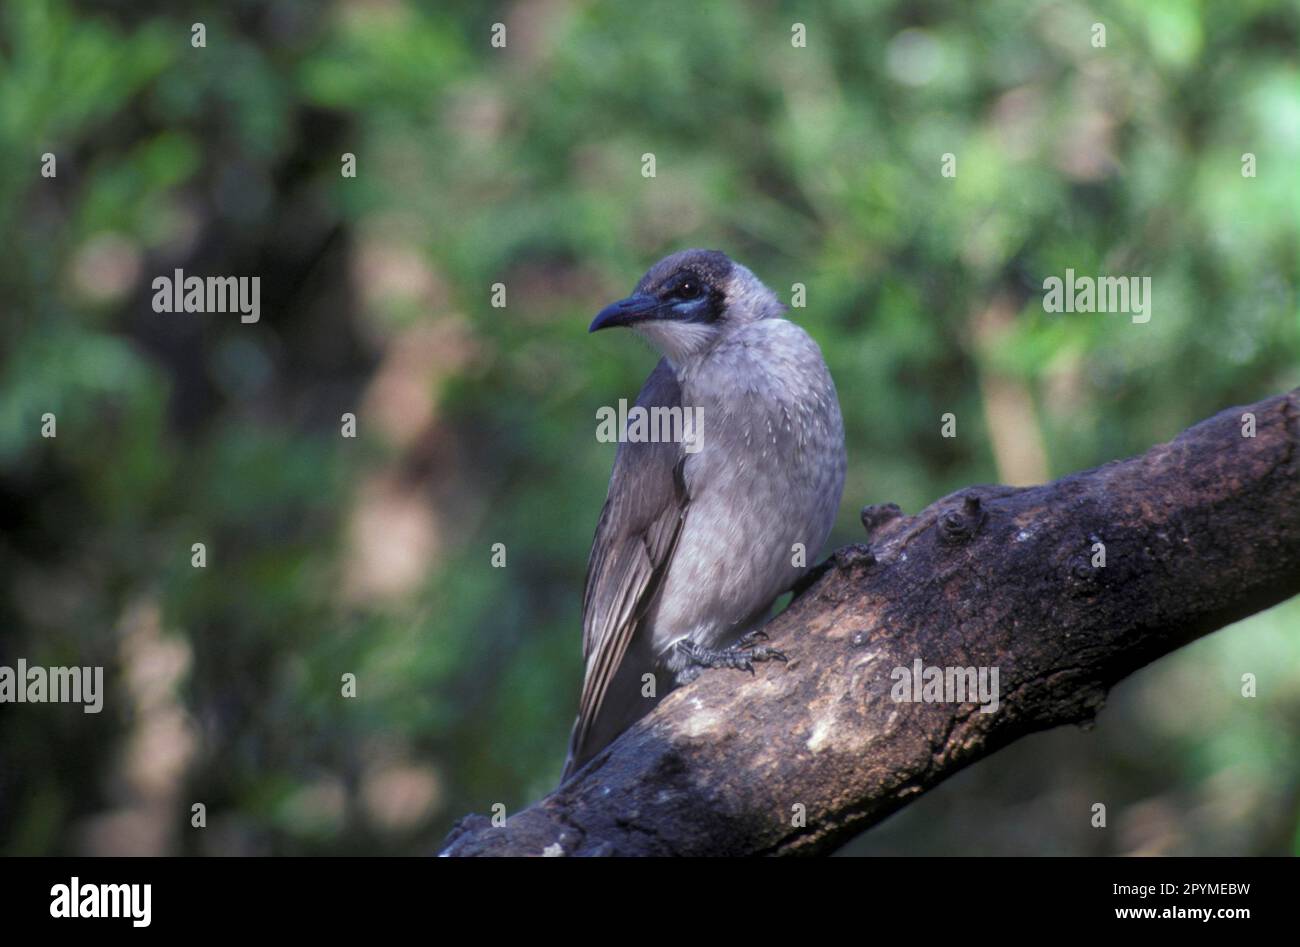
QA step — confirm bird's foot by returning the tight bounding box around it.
[673,630,787,683]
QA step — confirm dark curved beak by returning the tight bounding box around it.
[589,293,660,333]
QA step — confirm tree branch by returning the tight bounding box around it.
[440,388,1300,856]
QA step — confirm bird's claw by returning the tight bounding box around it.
[674,636,787,678]
[742,645,788,672]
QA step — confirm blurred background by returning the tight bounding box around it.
[1,0,1298,856]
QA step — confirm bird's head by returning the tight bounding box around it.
[589,249,783,364]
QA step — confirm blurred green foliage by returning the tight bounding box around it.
[0,0,1297,855]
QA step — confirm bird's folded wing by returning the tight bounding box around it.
[570,359,689,766]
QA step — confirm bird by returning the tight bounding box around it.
[562,249,846,781]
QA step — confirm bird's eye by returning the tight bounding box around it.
[673,279,701,300]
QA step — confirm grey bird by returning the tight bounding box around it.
[562,249,846,780]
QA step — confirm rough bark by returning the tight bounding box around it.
[440,388,1300,856]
